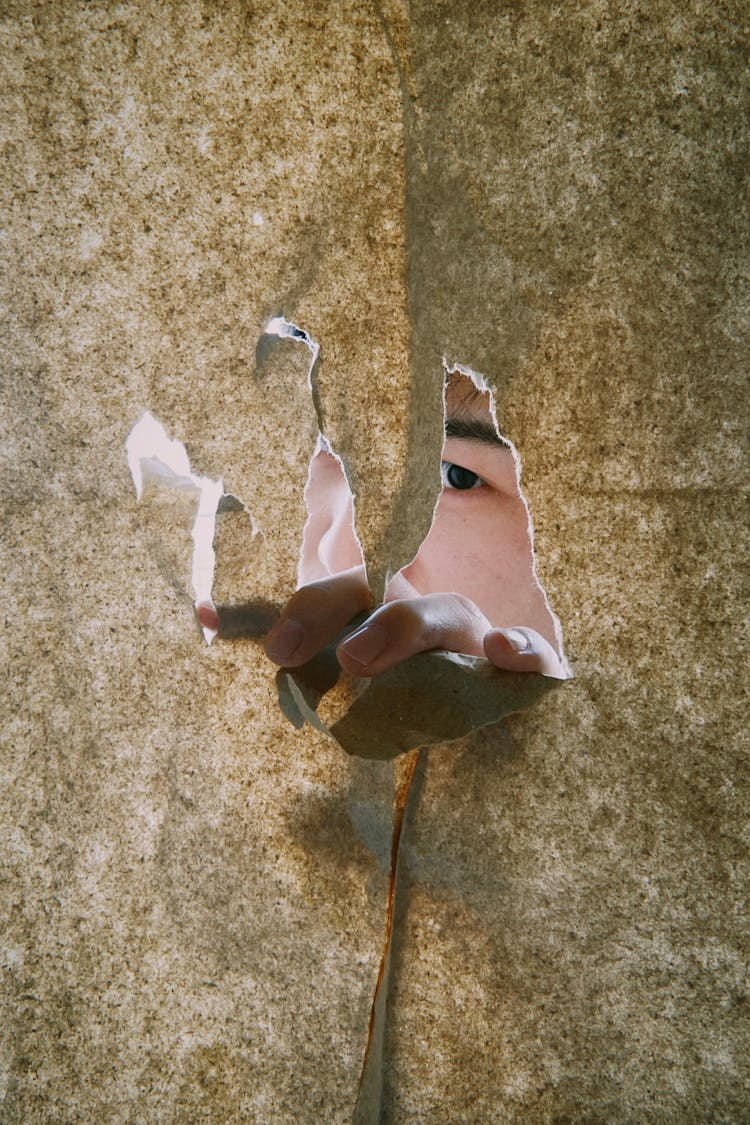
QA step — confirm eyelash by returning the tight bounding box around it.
[441,461,484,491]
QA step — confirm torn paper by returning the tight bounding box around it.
[126,411,224,641]
[286,651,559,760]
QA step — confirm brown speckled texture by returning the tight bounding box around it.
[2,1,748,1121]
[381,3,749,1120]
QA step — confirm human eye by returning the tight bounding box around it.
[441,460,484,491]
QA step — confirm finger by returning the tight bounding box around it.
[483,626,569,679]
[197,602,219,632]
[382,568,420,603]
[337,592,491,677]
[264,565,370,668]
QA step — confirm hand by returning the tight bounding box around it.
[261,570,568,679]
[336,595,567,678]
[202,441,569,680]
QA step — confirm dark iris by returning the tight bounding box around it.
[444,462,481,490]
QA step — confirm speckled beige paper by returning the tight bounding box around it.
[2,2,748,1121]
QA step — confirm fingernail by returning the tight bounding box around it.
[339,622,387,667]
[265,618,305,663]
[504,628,531,654]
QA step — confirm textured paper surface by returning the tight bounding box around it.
[2,2,748,1121]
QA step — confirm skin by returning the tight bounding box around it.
[199,372,568,680]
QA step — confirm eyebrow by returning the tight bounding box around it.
[445,417,509,447]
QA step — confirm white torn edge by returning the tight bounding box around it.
[125,318,348,656]
[442,358,570,671]
[264,315,320,403]
[265,316,367,594]
[126,412,224,643]
[285,672,332,735]
[297,433,367,588]
[126,319,362,665]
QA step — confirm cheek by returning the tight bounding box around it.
[403,492,533,597]
[440,491,531,557]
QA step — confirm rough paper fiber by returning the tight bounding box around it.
[1,2,748,1122]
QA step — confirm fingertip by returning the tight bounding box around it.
[484,626,568,678]
[483,627,538,671]
[197,602,219,632]
[337,621,388,675]
[487,627,532,656]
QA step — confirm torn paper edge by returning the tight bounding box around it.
[284,672,331,735]
[126,317,364,649]
[264,314,324,436]
[265,316,367,591]
[297,434,367,588]
[126,411,225,643]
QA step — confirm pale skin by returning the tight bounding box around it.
[200,372,568,679]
